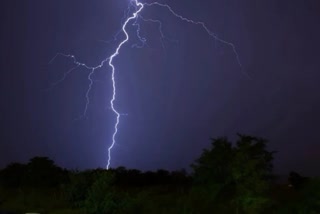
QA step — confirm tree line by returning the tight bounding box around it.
[0,134,319,213]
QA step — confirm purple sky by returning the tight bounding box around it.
[1,0,320,176]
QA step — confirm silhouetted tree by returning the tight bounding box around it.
[192,134,275,213]
[231,134,275,214]
[24,156,66,187]
[84,171,116,214]
[288,171,309,189]
[192,137,233,185]
[64,169,105,208]
[0,162,26,188]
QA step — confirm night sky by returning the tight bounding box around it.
[1,0,320,176]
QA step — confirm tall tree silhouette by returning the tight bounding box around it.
[192,134,275,213]
[24,156,66,187]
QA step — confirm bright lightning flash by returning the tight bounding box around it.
[107,1,144,170]
[50,0,243,170]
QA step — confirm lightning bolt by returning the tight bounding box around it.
[50,0,245,170]
[106,0,144,169]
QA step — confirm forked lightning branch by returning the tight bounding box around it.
[50,0,241,169]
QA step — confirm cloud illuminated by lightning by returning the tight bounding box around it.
[50,0,244,170]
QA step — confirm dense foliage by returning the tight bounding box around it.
[0,135,318,214]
